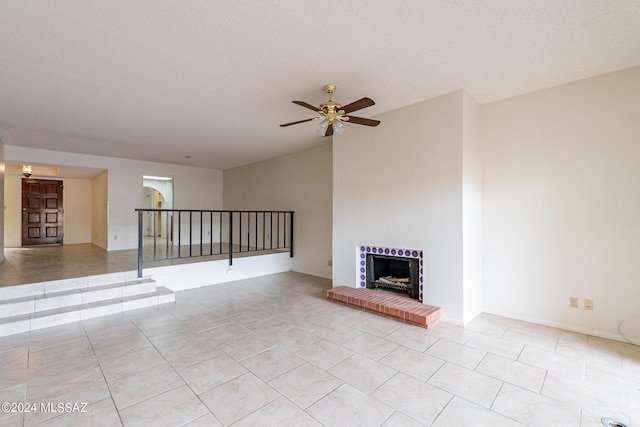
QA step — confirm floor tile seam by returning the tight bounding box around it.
[238,347,304,382]
[230,342,278,363]
[27,330,88,355]
[109,309,201,393]
[280,393,326,426]
[515,341,526,361]
[475,358,546,394]
[79,320,126,427]
[197,373,283,425]
[119,382,200,420]
[428,391,455,426]
[129,333,221,424]
[537,380,591,413]
[377,410,397,427]
[26,351,100,380]
[92,338,162,367]
[489,383,555,426]
[24,325,96,386]
[216,393,283,427]
[365,370,409,403]
[423,359,449,386]
[267,361,344,408]
[0,385,26,425]
[426,349,485,372]
[464,340,522,362]
[86,329,151,351]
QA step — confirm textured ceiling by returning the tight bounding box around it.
[1,0,639,170]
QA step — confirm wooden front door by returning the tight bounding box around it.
[22,179,64,245]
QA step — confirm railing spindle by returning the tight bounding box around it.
[153,210,157,261]
[229,211,233,266]
[135,209,293,274]
[290,212,294,258]
[137,210,143,278]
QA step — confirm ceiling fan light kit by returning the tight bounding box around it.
[281,84,380,137]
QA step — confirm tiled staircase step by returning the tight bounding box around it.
[327,286,441,328]
[0,279,157,318]
[0,286,175,337]
[0,295,36,318]
[0,313,30,337]
[156,286,175,304]
[0,271,146,300]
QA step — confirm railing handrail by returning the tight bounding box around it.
[135,208,294,277]
[135,208,294,213]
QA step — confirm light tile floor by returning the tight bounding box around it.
[0,272,639,426]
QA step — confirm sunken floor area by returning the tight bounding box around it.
[0,272,638,426]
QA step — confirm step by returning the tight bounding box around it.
[0,271,143,300]
[0,286,175,337]
[0,278,157,319]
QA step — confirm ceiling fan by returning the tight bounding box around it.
[280,84,380,137]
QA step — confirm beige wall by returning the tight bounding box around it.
[4,175,95,247]
[62,178,92,244]
[333,92,466,322]
[0,140,4,262]
[3,175,20,247]
[91,171,108,249]
[482,67,640,339]
[223,143,333,279]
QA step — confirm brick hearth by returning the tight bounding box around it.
[326,286,441,328]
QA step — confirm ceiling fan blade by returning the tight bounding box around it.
[324,124,334,137]
[292,101,320,112]
[340,97,375,114]
[280,118,315,127]
[345,116,380,127]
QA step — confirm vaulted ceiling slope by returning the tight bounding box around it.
[1,1,639,170]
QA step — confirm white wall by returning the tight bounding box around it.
[4,146,223,250]
[462,92,483,323]
[482,67,640,339]
[333,92,466,322]
[223,143,333,279]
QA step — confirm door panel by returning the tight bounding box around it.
[22,179,64,245]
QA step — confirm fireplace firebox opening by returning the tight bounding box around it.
[357,245,423,301]
[367,254,419,299]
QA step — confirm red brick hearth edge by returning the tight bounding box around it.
[326,286,441,328]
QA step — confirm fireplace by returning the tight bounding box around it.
[357,245,423,301]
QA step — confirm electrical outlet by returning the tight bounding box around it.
[584,299,594,311]
[569,297,579,308]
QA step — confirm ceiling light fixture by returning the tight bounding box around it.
[281,84,380,137]
[22,165,32,178]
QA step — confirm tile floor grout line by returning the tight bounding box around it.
[81,319,127,427]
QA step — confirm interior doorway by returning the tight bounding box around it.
[142,176,174,244]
